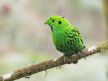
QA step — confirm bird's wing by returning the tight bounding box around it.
[71,25,84,44]
[73,26,82,37]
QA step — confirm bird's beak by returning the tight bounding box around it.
[45,17,50,24]
[44,19,48,24]
[44,21,47,24]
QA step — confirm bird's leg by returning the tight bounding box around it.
[78,47,88,59]
[77,51,86,60]
[63,54,67,63]
[71,54,78,64]
[63,54,72,64]
[63,54,78,64]
[77,51,83,57]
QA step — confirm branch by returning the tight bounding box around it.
[0,41,108,81]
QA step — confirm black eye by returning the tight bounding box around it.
[58,21,62,25]
[52,19,55,22]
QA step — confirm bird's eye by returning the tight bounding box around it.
[58,21,62,25]
[52,19,55,22]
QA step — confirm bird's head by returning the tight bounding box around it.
[45,15,70,32]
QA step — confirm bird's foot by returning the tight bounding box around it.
[77,51,86,60]
[71,54,78,64]
[63,54,78,64]
[79,47,88,57]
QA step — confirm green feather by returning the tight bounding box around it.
[45,15,85,55]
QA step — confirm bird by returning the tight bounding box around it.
[45,15,85,56]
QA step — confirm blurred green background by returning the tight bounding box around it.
[0,0,108,81]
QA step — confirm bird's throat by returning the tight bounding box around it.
[50,25,53,32]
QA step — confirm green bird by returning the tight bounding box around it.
[45,15,85,55]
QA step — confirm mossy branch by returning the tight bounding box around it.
[0,41,108,81]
